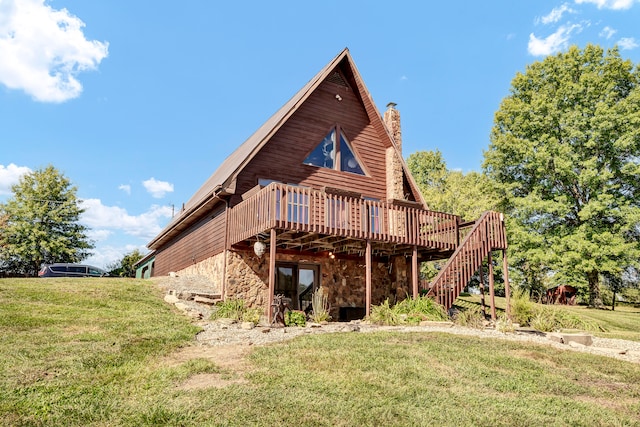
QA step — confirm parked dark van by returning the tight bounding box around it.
[38,263,108,278]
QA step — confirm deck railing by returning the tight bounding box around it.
[227,183,460,250]
[427,211,507,309]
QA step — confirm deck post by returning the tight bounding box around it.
[365,239,372,317]
[503,249,511,319]
[488,251,497,321]
[412,245,418,299]
[268,228,276,322]
[478,263,486,318]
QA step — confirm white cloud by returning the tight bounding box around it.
[118,184,131,195]
[618,37,639,49]
[78,200,168,269]
[574,0,637,9]
[82,243,149,271]
[600,26,617,39]
[528,24,582,56]
[538,4,575,25]
[0,163,31,195]
[0,0,109,102]
[143,177,174,199]
[79,198,173,240]
[87,228,113,242]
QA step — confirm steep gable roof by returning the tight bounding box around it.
[148,48,425,249]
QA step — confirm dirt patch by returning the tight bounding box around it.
[165,344,253,390]
[178,372,247,390]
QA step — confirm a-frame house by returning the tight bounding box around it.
[143,48,509,321]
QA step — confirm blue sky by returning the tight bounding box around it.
[1,0,640,269]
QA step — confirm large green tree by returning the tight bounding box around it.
[484,45,640,307]
[407,150,498,221]
[0,166,94,276]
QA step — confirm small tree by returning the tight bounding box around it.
[107,249,144,277]
[0,166,93,276]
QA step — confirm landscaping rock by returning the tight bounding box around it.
[194,295,219,305]
[419,321,455,328]
[562,333,593,346]
[547,332,593,346]
[547,332,564,343]
[174,302,190,312]
[164,294,180,304]
[240,322,255,330]
[216,318,237,326]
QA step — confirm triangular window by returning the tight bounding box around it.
[303,127,365,175]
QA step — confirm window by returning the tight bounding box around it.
[287,190,309,224]
[274,185,310,225]
[303,127,365,175]
[368,204,381,234]
[326,198,351,229]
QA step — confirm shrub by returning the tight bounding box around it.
[369,297,448,326]
[285,310,306,327]
[210,298,246,321]
[242,307,262,324]
[510,287,537,326]
[369,299,399,325]
[528,306,604,332]
[309,287,331,323]
[529,310,558,332]
[496,314,516,333]
[453,305,485,329]
[211,298,262,325]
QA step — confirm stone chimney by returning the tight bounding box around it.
[384,102,405,201]
[383,102,402,152]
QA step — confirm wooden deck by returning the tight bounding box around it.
[227,183,461,256]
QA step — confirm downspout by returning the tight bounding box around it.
[221,197,229,301]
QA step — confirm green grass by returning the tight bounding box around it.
[459,294,640,342]
[2,278,640,426]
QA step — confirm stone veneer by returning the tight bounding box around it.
[225,249,413,320]
[175,252,225,295]
[176,248,414,320]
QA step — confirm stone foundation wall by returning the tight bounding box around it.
[225,251,270,310]
[224,249,413,320]
[175,252,225,294]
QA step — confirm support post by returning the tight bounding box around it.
[503,249,511,319]
[412,245,419,299]
[365,239,372,317]
[478,263,486,318]
[268,228,276,322]
[488,251,497,321]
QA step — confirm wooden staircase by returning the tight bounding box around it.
[426,211,507,310]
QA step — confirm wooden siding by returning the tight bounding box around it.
[154,206,227,276]
[232,78,389,207]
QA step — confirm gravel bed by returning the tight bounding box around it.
[194,319,640,364]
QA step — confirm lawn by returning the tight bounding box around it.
[1,278,639,426]
[458,294,640,342]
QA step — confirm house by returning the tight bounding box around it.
[143,48,509,321]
